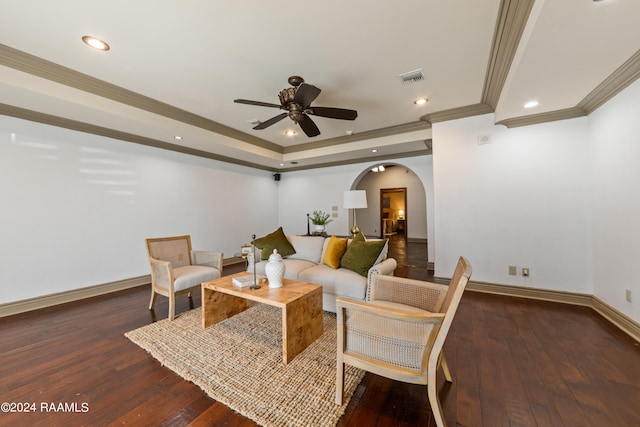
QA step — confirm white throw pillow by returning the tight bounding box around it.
[286,235,326,263]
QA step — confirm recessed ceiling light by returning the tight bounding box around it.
[279,163,284,166]
[414,98,429,105]
[82,36,110,51]
[174,135,183,140]
[285,130,296,136]
[371,149,378,153]
[524,100,539,109]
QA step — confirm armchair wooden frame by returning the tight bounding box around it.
[336,256,471,427]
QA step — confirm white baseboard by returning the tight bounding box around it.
[0,275,150,318]
[464,280,640,343]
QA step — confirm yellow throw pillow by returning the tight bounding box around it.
[322,236,348,269]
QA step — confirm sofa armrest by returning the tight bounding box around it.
[191,250,223,273]
[366,257,397,301]
[368,257,397,277]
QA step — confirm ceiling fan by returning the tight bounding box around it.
[234,76,357,137]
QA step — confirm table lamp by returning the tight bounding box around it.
[343,190,367,236]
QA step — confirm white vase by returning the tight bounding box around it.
[265,249,285,288]
[314,224,325,232]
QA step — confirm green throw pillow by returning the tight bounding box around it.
[252,227,296,260]
[340,235,387,276]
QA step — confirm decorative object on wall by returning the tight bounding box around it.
[343,190,367,237]
[265,249,285,288]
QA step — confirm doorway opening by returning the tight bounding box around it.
[380,187,407,238]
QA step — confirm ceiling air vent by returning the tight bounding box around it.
[399,68,424,84]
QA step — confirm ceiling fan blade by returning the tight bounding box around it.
[298,114,320,137]
[293,83,321,109]
[253,112,288,130]
[307,106,358,120]
[234,99,282,109]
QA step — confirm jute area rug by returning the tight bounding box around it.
[125,304,365,427]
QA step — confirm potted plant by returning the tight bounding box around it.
[310,210,332,232]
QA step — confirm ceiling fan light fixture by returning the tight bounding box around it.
[285,130,296,136]
[82,36,110,51]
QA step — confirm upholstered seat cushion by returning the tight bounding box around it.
[253,259,316,279]
[298,264,367,300]
[172,265,221,292]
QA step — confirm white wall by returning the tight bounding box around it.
[432,113,593,294]
[589,79,640,321]
[0,116,279,304]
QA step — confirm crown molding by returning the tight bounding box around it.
[495,107,586,128]
[279,148,432,172]
[283,121,431,154]
[0,103,276,171]
[421,103,494,125]
[0,43,283,153]
[578,48,640,114]
[481,0,536,109]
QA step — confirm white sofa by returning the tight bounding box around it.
[247,235,397,313]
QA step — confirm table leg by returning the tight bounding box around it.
[281,287,323,364]
[201,285,247,328]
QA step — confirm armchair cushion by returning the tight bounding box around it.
[340,236,388,276]
[253,227,296,260]
[172,265,221,292]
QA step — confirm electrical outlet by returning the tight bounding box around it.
[626,289,632,303]
[522,267,530,277]
[508,266,517,276]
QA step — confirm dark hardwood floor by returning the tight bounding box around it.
[1,235,639,426]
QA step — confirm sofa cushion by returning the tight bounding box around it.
[173,265,221,292]
[253,227,296,260]
[298,264,367,300]
[253,258,316,280]
[286,235,325,263]
[340,235,388,276]
[322,236,348,269]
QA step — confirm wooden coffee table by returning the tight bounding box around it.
[201,273,323,364]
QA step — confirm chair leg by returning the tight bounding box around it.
[335,359,345,405]
[168,293,175,321]
[428,367,447,427]
[440,354,453,383]
[148,289,156,310]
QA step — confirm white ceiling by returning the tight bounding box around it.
[1,0,639,171]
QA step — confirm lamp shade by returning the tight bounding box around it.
[344,190,367,209]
